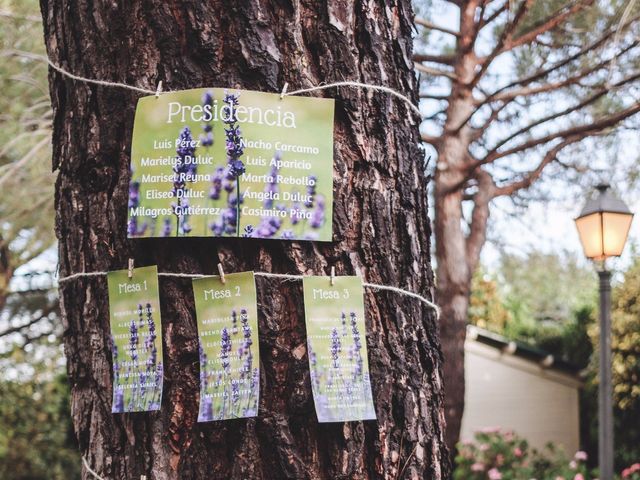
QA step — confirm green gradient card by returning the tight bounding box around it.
[128,88,334,241]
[107,265,163,413]
[192,271,260,421]
[302,276,376,422]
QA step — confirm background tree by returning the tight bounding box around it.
[0,5,74,479]
[41,1,449,479]
[0,0,55,309]
[414,0,640,448]
[0,0,58,344]
[468,269,511,332]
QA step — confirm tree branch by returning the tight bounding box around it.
[415,63,458,81]
[414,53,457,65]
[482,15,640,106]
[465,169,494,275]
[485,41,638,104]
[493,136,583,196]
[479,2,509,29]
[485,102,640,164]
[0,305,56,338]
[420,93,450,101]
[487,71,640,155]
[470,0,534,88]
[500,1,588,53]
[414,17,460,37]
[421,133,441,146]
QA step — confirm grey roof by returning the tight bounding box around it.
[577,183,632,218]
[467,325,582,377]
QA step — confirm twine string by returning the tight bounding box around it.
[58,270,439,317]
[17,51,421,114]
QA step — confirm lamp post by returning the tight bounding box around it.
[575,184,633,480]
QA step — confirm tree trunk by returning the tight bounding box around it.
[42,1,449,479]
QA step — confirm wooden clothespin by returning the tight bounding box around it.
[217,263,226,284]
[330,266,335,286]
[128,258,134,279]
[280,82,289,99]
[155,81,163,98]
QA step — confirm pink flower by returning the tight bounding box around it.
[574,474,585,480]
[570,460,577,469]
[496,454,504,466]
[622,464,640,478]
[479,443,489,451]
[471,462,485,472]
[555,477,565,480]
[514,447,523,457]
[574,451,588,461]
[488,468,502,480]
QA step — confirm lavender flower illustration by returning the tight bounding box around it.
[127,178,148,236]
[330,327,341,369]
[172,126,196,236]
[306,310,375,422]
[200,91,214,147]
[161,217,171,237]
[207,91,246,237]
[198,307,259,421]
[112,302,162,413]
[129,319,139,363]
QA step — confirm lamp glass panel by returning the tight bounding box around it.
[602,212,633,257]
[575,213,603,259]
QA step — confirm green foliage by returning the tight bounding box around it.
[469,269,511,332]
[498,250,597,326]
[0,0,55,268]
[0,371,80,480]
[469,250,596,368]
[611,259,640,411]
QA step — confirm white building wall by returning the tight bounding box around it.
[460,339,582,455]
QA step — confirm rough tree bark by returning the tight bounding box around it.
[41,1,449,479]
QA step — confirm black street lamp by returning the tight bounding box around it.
[575,184,633,480]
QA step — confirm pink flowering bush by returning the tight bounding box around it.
[456,429,640,479]
[622,463,640,479]
[454,428,533,480]
[530,445,591,480]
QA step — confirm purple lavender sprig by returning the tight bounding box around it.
[127,179,148,236]
[172,126,196,236]
[330,327,341,369]
[222,92,245,178]
[161,217,171,237]
[310,196,326,229]
[350,311,364,380]
[200,91,214,147]
[220,327,232,374]
[209,167,224,201]
[305,175,317,208]
[223,92,244,236]
[129,319,139,363]
[113,388,124,413]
